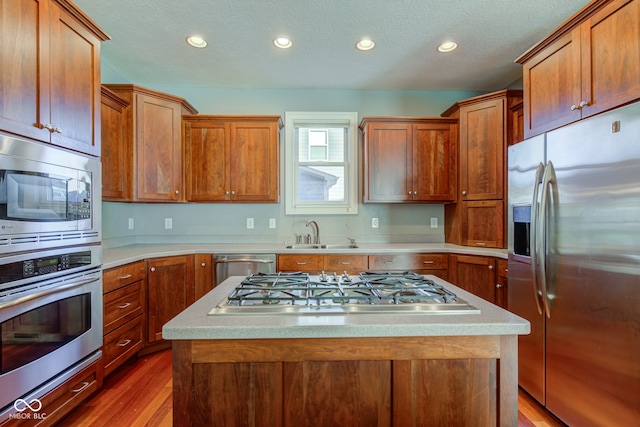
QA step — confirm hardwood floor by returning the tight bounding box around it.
[59,349,566,426]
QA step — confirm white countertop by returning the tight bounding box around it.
[102,242,507,269]
[162,275,529,340]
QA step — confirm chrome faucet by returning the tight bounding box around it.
[305,220,320,245]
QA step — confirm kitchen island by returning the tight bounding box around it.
[164,275,529,427]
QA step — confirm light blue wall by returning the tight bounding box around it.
[100,61,483,248]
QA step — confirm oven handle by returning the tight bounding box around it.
[0,275,100,310]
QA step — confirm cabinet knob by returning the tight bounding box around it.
[150,267,156,272]
[54,127,62,133]
[496,284,502,288]
[201,263,206,267]
[413,191,417,195]
[231,191,236,195]
[579,101,589,108]
[225,191,230,195]
[570,104,580,111]
[488,265,493,270]
[175,190,180,194]
[43,123,54,131]
[462,190,467,195]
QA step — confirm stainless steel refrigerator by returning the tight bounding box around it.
[508,102,640,426]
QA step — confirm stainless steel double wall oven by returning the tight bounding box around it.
[0,135,102,420]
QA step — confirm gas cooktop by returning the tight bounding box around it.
[209,272,479,315]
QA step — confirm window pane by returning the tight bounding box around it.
[309,146,327,161]
[297,166,345,201]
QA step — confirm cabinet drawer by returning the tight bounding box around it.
[0,358,102,426]
[104,281,144,335]
[323,255,368,272]
[103,261,146,293]
[368,254,448,271]
[103,316,144,377]
[278,255,323,272]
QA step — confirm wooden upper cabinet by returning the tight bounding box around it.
[102,84,198,202]
[517,0,640,138]
[0,0,108,156]
[360,117,457,203]
[183,116,282,203]
[101,86,131,200]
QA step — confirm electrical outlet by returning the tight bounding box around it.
[128,218,134,230]
[164,218,172,229]
[247,218,254,229]
[269,218,276,229]
[430,217,438,228]
[372,217,379,228]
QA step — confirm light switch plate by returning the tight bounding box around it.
[269,218,276,229]
[430,217,438,228]
[372,218,379,228]
[165,218,173,229]
[128,218,134,230]
[247,218,254,229]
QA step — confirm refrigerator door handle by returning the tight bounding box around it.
[530,162,546,316]
[539,160,557,318]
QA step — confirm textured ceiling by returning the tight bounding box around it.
[74,0,590,91]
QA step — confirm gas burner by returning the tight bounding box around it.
[213,271,480,314]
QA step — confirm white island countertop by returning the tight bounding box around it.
[163,275,529,340]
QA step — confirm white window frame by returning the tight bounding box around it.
[284,112,359,215]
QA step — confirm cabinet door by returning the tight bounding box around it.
[363,122,412,202]
[581,0,640,119]
[185,121,231,201]
[135,94,184,201]
[230,121,279,202]
[522,29,582,138]
[147,256,195,342]
[0,0,51,142]
[48,3,101,156]
[449,255,496,304]
[412,123,455,201]
[195,254,214,299]
[461,200,504,248]
[459,98,506,200]
[495,259,508,309]
[101,87,132,200]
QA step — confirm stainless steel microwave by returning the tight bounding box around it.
[0,134,101,253]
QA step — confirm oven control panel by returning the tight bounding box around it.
[0,250,92,284]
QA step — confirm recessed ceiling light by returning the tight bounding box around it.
[356,38,375,51]
[437,41,458,53]
[186,35,207,48]
[273,37,292,49]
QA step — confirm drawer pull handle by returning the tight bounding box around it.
[384,261,393,264]
[117,339,132,347]
[119,274,132,280]
[296,262,307,265]
[422,261,434,264]
[71,381,91,394]
[117,302,131,309]
[340,262,351,265]
[475,242,487,246]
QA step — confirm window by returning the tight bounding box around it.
[284,112,359,214]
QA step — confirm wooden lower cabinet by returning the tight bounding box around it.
[449,255,497,304]
[102,261,146,376]
[147,255,195,343]
[496,258,509,309]
[194,254,214,298]
[172,335,518,427]
[278,254,368,274]
[0,358,103,427]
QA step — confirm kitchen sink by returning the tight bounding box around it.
[284,243,359,250]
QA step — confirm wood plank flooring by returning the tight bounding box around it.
[59,349,566,426]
